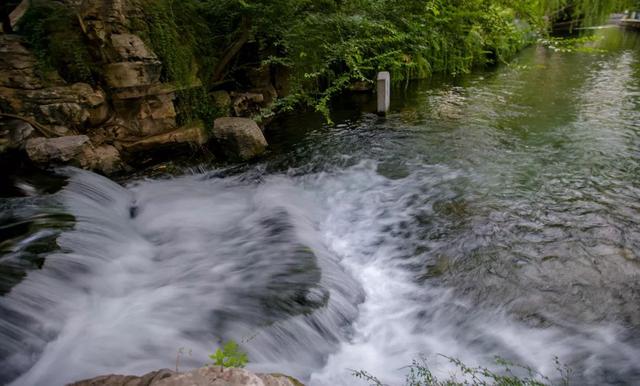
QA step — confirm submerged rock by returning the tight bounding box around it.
[69,366,303,386]
[212,117,268,161]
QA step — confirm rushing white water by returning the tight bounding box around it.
[1,163,639,385]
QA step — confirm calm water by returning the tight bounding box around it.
[1,27,640,385]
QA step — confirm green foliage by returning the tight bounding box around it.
[208,340,249,368]
[18,0,638,122]
[352,356,572,386]
[17,0,97,84]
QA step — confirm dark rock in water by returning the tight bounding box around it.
[68,366,304,386]
[212,117,268,161]
[129,204,138,219]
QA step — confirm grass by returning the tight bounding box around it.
[352,355,572,386]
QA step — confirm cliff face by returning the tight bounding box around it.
[0,0,276,174]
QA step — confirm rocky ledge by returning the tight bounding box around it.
[69,366,304,386]
[0,0,277,175]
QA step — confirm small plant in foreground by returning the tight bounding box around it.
[209,340,249,368]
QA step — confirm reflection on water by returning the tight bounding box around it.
[1,27,640,385]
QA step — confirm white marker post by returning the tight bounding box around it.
[377,71,390,115]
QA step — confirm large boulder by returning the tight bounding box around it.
[25,135,91,163]
[69,367,303,386]
[212,117,267,161]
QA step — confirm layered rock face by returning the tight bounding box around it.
[69,366,303,386]
[0,0,277,174]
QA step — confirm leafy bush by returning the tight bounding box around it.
[209,340,249,368]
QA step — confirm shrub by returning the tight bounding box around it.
[209,340,249,368]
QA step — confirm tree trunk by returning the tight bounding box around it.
[211,16,252,83]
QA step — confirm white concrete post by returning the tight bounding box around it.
[377,71,390,115]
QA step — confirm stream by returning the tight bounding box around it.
[1,27,640,385]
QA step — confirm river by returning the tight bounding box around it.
[1,27,640,386]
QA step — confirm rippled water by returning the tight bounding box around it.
[2,28,640,385]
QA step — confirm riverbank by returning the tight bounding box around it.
[1,0,549,177]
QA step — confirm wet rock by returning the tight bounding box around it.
[69,367,303,386]
[212,117,267,161]
[25,135,90,164]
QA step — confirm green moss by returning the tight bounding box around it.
[134,0,223,126]
[17,0,97,85]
